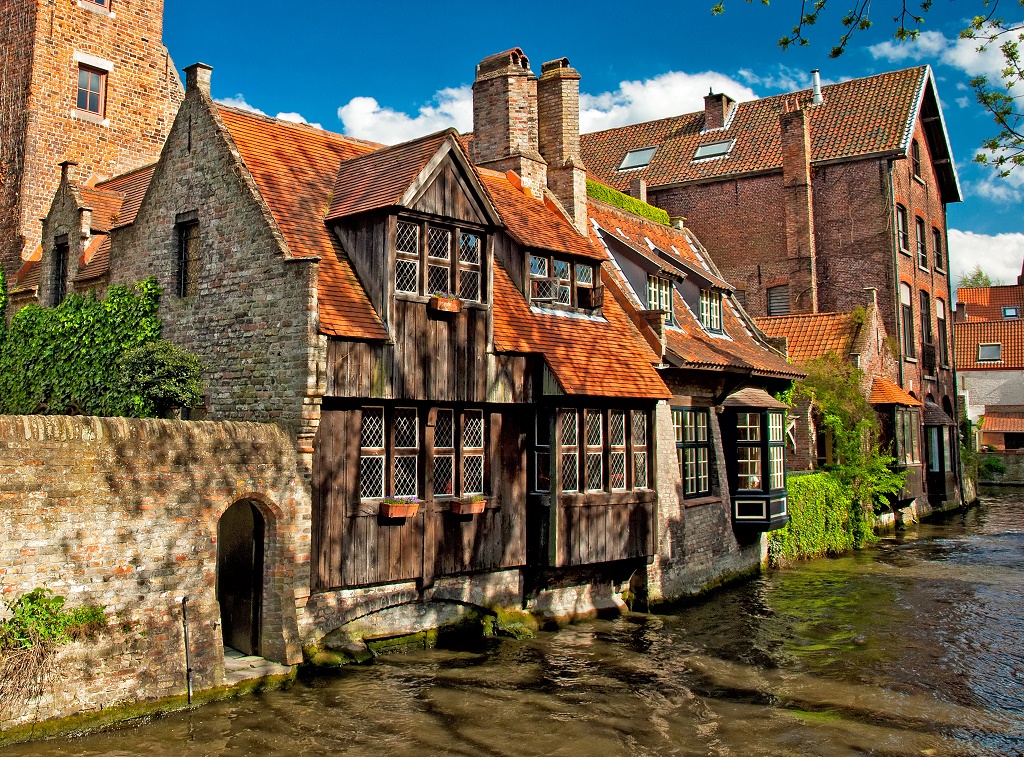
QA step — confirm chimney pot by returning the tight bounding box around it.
[863,287,878,306]
[58,160,78,182]
[811,69,823,106]
[537,56,586,232]
[184,63,213,96]
[670,216,685,230]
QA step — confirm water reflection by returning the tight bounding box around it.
[5,488,1024,756]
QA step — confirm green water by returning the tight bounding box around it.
[5,488,1023,756]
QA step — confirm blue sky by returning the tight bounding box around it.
[162,0,1024,285]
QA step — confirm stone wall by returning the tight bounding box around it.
[0,415,307,730]
[982,451,1024,485]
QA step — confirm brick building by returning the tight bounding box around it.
[582,67,963,506]
[0,0,182,286]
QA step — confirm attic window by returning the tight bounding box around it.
[619,147,657,170]
[978,343,1002,362]
[700,289,723,332]
[693,140,734,161]
[1003,306,1020,320]
[529,254,600,309]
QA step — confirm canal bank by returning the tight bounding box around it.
[2,486,1020,756]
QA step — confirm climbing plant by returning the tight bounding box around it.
[0,277,204,417]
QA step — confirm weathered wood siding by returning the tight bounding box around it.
[409,160,488,226]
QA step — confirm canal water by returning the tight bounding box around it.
[5,487,1024,756]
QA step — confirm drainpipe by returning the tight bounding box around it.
[181,597,193,704]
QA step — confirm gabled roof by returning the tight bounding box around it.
[216,105,389,341]
[868,376,921,407]
[75,236,111,282]
[492,262,668,399]
[957,278,1024,322]
[78,187,126,233]
[955,319,1024,370]
[581,66,960,203]
[11,246,41,294]
[755,311,860,364]
[95,163,156,229]
[983,412,1024,433]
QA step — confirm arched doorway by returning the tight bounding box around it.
[217,500,265,655]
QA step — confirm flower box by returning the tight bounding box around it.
[450,497,486,515]
[380,498,420,519]
[428,295,462,314]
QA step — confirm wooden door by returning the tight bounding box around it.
[217,500,264,655]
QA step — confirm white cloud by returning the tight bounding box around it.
[956,96,970,108]
[737,65,809,92]
[580,71,758,133]
[337,86,473,145]
[275,111,322,130]
[868,26,1012,80]
[948,229,1024,288]
[215,94,266,115]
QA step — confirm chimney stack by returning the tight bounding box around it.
[704,89,735,130]
[58,160,78,183]
[1018,258,1024,285]
[472,49,547,198]
[780,104,818,314]
[184,63,212,97]
[811,70,823,106]
[538,57,587,234]
[630,177,647,204]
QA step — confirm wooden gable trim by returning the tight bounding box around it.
[401,137,502,226]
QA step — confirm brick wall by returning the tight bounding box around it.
[0,0,182,283]
[0,415,307,729]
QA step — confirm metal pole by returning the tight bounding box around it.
[181,597,193,704]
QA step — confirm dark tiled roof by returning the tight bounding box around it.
[581,67,928,192]
[868,376,921,407]
[955,320,1024,370]
[216,106,389,341]
[755,311,860,364]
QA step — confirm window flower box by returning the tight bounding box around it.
[451,496,486,515]
[380,497,420,519]
[428,294,462,314]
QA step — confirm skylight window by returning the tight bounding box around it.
[619,147,658,170]
[693,139,734,161]
[978,343,1002,362]
[1003,306,1020,320]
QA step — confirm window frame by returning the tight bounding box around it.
[767,284,790,316]
[915,216,928,270]
[76,65,106,117]
[51,239,69,307]
[933,228,945,272]
[176,219,200,298]
[936,298,949,367]
[978,343,1003,362]
[529,252,600,310]
[699,289,723,333]
[646,274,674,323]
[1002,306,1020,320]
[674,407,712,498]
[394,216,486,303]
[549,407,651,494]
[911,139,923,179]
[896,205,910,253]
[900,283,916,359]
[919,290,932,346]
[693,139,735,161]
[618,146,657,170]
[83,0,110,8]
[895,408,922,465]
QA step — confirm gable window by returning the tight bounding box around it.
[76,66,106,116]
[51,239,69,307]
[699,289,723,332]
[916,217,928,269]
[911,139,922,179]
[896,205,910,252]
[900,283,916,359]
[673,408,712,497]
[919,290,932,345]
[767,285,790,316]
[619,147,657,170]
[978,343,1002,362]
[176,219,200,297]
[1003,306,1020,320]
[693,139,735,160]
[936,299,949,366]
[647,275,674,322]
[529,253,599,309]
[933,228,945,271]
[394,218,484,302]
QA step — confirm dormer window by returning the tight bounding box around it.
[619,147,657,170]
[699,289,723,332]
[978,343,1002,362]
[394,218,484,302]
[1003,306,1020,320]
[693,139,734,161]
[647,275,674,323]
[529,254,600,309]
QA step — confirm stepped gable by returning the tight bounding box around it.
[581,67,933,191]
[215,106,388,341]
[755,311,860,364]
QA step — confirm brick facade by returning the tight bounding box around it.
[0,0,182,284]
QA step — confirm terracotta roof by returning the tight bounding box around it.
[216,106,389,341]
[78,187,125,233]
[95,163,156,229]
[868,376,921,407]
[75,235,110,282]
[479,170,603,261]
[983,412,1024,433]
[954,320,1024,370]
[491,262,669,399]
[11,248,41,294]
[755,311,860,364]
[582,67,938,193]
[325,130,454,220]
[957,280,1024,322]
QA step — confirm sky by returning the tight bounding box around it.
[162,0,1024,287]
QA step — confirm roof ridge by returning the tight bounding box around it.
[94,162,158,189]
[214,103,384,149]
[335,127,456,168]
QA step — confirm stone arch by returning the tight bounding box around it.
[216,499,266,655]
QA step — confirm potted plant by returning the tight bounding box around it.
[428,291,462,313]
[451,494,486,515]
[380,496,420,519]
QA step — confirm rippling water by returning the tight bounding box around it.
[6,488,1024,756]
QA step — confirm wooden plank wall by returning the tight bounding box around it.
[410,162,487,226]
[557,501,656,567]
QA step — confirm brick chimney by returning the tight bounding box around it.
[1018,258,1024,285]
[184,63,212,97]
[629,177,647,203]
[472,49,547,197]
[538,57,587,234]
[780,103,818,314]
[704,90,735,130]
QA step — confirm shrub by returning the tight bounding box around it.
[116,340,205,418]
[980,455,1008,479]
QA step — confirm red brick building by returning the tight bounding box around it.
[582,67,963,506]
[0,0,182,286]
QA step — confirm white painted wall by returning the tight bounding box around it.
[959,369,1024,422]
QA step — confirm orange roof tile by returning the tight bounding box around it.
[78,187,125,233]
[95,163,156,229]
[216,106,389,341]
[75,236,110,282]
[11,257,40,294]
[957,280,1024,322]
[325,130,454,220]
[491,262,669,399]
[479,171,603,261]
[868,376,922,406]
[955,320,1024,370]
[755,311,860,364]
[581,68,957,199]
[983,412,1024,433]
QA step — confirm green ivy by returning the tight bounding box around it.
[0,278,204,417]
[0,589,105,652]
[586,179,671,225]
